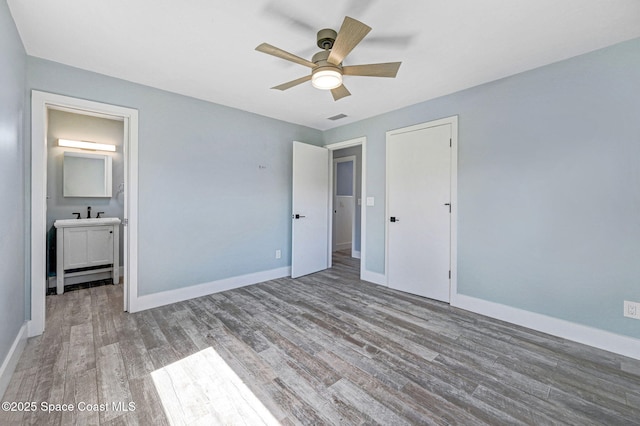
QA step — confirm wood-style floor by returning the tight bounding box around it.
[2,252,640,425]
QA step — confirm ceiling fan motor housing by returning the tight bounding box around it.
[311,50,343,90]
[312,50,332,65]
[317,28,337,50]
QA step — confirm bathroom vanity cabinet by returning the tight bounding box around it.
[54,218,121,295]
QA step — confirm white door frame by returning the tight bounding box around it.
[332,156,357,255]
[385,116,458,301]
[29,90,139,336]
[325,137,366,279]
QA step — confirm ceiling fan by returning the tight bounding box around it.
[256,16,402,101]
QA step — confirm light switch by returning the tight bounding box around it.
[366,197,375,206]
[357,198,362,206]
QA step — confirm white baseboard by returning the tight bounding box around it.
[361,270,386,286]
[0,322,28,400]
[352,250,361,259]
[27,320,40,338]
[452,293,640,361]
[334,242,352,251]
[130,266,291,313]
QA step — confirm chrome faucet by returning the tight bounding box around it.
[87,206,91,218]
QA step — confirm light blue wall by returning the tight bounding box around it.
[26,58,323,296]
[0,0,26,364]
[336,161,353,196]
[324,38,640,339]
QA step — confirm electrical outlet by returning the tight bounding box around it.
[623,301,640,319]
[275,249,281,259]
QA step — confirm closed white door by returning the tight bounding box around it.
[292,141,329,278]
[387,123,452,302]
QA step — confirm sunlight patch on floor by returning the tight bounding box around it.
[151,347,280,425]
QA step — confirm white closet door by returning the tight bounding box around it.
[387,123,452,302]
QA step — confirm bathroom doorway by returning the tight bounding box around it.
[30,91,139,337]
[326,137,366,273]
[46,109,124,294]
[332,155,357,256]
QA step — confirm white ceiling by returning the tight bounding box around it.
[8,0,640,130]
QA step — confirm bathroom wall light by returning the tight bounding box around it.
[58,139,116,152]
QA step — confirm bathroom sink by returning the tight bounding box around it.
[54,217,121,228]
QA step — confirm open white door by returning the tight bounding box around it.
[292,141,329,278]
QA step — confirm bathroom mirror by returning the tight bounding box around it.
[63,152,113,197]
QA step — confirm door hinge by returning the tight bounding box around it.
[449,270,451,279]
[450,138,452,147]
[122,218,128,226]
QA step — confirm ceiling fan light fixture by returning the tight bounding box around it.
[311,68,342,90]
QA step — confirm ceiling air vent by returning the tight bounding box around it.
[327,113,348,121]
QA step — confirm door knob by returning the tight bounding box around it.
[390,216,399,222]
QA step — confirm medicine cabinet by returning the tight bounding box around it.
[63,151,113,197]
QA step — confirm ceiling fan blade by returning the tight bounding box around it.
[263,2,316,33]
[365,34,414,48]
[343,62,402,78]
[331,84,351,101]
[343,0,377,19]
[256,43,317,68]
[271,75,312,91]
[327,16,371,65]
